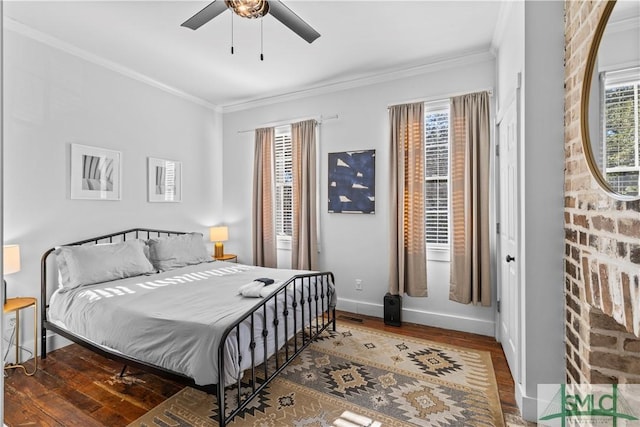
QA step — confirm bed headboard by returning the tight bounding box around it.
[40,228,186,321]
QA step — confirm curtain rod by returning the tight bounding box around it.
[237,114,339,134]
[387,87,494,109]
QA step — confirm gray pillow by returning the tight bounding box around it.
[55,239,155,291]
[147,232,211,271]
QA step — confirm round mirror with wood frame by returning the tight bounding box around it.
[581,0,640,200]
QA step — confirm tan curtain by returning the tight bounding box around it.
[389,103,428,297]
[449,91,491,306]
[252,127,277,268]
[291,120,318,270]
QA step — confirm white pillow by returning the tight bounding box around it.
[146,233,211,271]
[55,239,154,291]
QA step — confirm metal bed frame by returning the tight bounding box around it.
[40,228,336,426]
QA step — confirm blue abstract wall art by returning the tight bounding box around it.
[328,149,375,214]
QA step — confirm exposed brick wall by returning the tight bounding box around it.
[564,0,640,384]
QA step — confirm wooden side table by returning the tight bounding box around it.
[4,297,37,376]
[213,254,238,263]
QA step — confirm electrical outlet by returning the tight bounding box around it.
[4,315,16,340]
[355,279,363,291]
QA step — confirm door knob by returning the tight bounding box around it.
[506,255,516,263]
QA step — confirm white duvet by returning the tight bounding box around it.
[48,261,334,386]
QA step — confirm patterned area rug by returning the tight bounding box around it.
[130,323,505,426]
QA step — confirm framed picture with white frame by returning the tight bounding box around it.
[147,157,182,202]
[70,143,122,200]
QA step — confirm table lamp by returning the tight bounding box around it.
[209,226,229,258]
[3,244,21,305]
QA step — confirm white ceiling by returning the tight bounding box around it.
[4,1,505,111]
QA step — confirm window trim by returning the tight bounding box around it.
[600,67,640,195]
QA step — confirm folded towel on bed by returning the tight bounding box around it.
[238,281,265,297]
[238,281,281,298]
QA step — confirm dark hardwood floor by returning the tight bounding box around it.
[4,311,522,426]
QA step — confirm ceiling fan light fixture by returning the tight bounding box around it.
[225,0,269,19]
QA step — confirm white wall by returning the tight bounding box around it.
[2,30,222,357]
[495,1,524,116]
[520,0,566,420]
[494,0,566,421]
[222,53,497,336]
[1,2,5,421]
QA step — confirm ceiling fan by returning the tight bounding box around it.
[181,0,321,44]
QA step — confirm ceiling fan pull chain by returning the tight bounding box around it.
[230,12,234,54]
[260,18,264,61]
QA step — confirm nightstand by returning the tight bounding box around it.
[213,254,237,263]
[4,297,37,376]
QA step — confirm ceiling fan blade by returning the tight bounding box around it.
[181,1,228,30]
[267,1,320,44]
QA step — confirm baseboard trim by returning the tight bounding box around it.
[336,297,495,336]
[515,382,538,422]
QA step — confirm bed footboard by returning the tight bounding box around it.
[217,272,336,427]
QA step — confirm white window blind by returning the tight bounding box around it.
[603,68,640,196]
[424,102,450,247]
[275,126,293,237]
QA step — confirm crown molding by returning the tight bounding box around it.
[4,17,498,116]
[4,17,222,113]
[222,48,495,113]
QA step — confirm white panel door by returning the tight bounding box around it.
[498,93,521,384]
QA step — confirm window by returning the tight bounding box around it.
[602,68,640,196]
[275,126,293,238]
[424,101,450,248]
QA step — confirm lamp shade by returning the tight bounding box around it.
[209,226,229,242]
[3,245,21,275]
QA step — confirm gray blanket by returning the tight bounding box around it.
[48,261,334,385]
